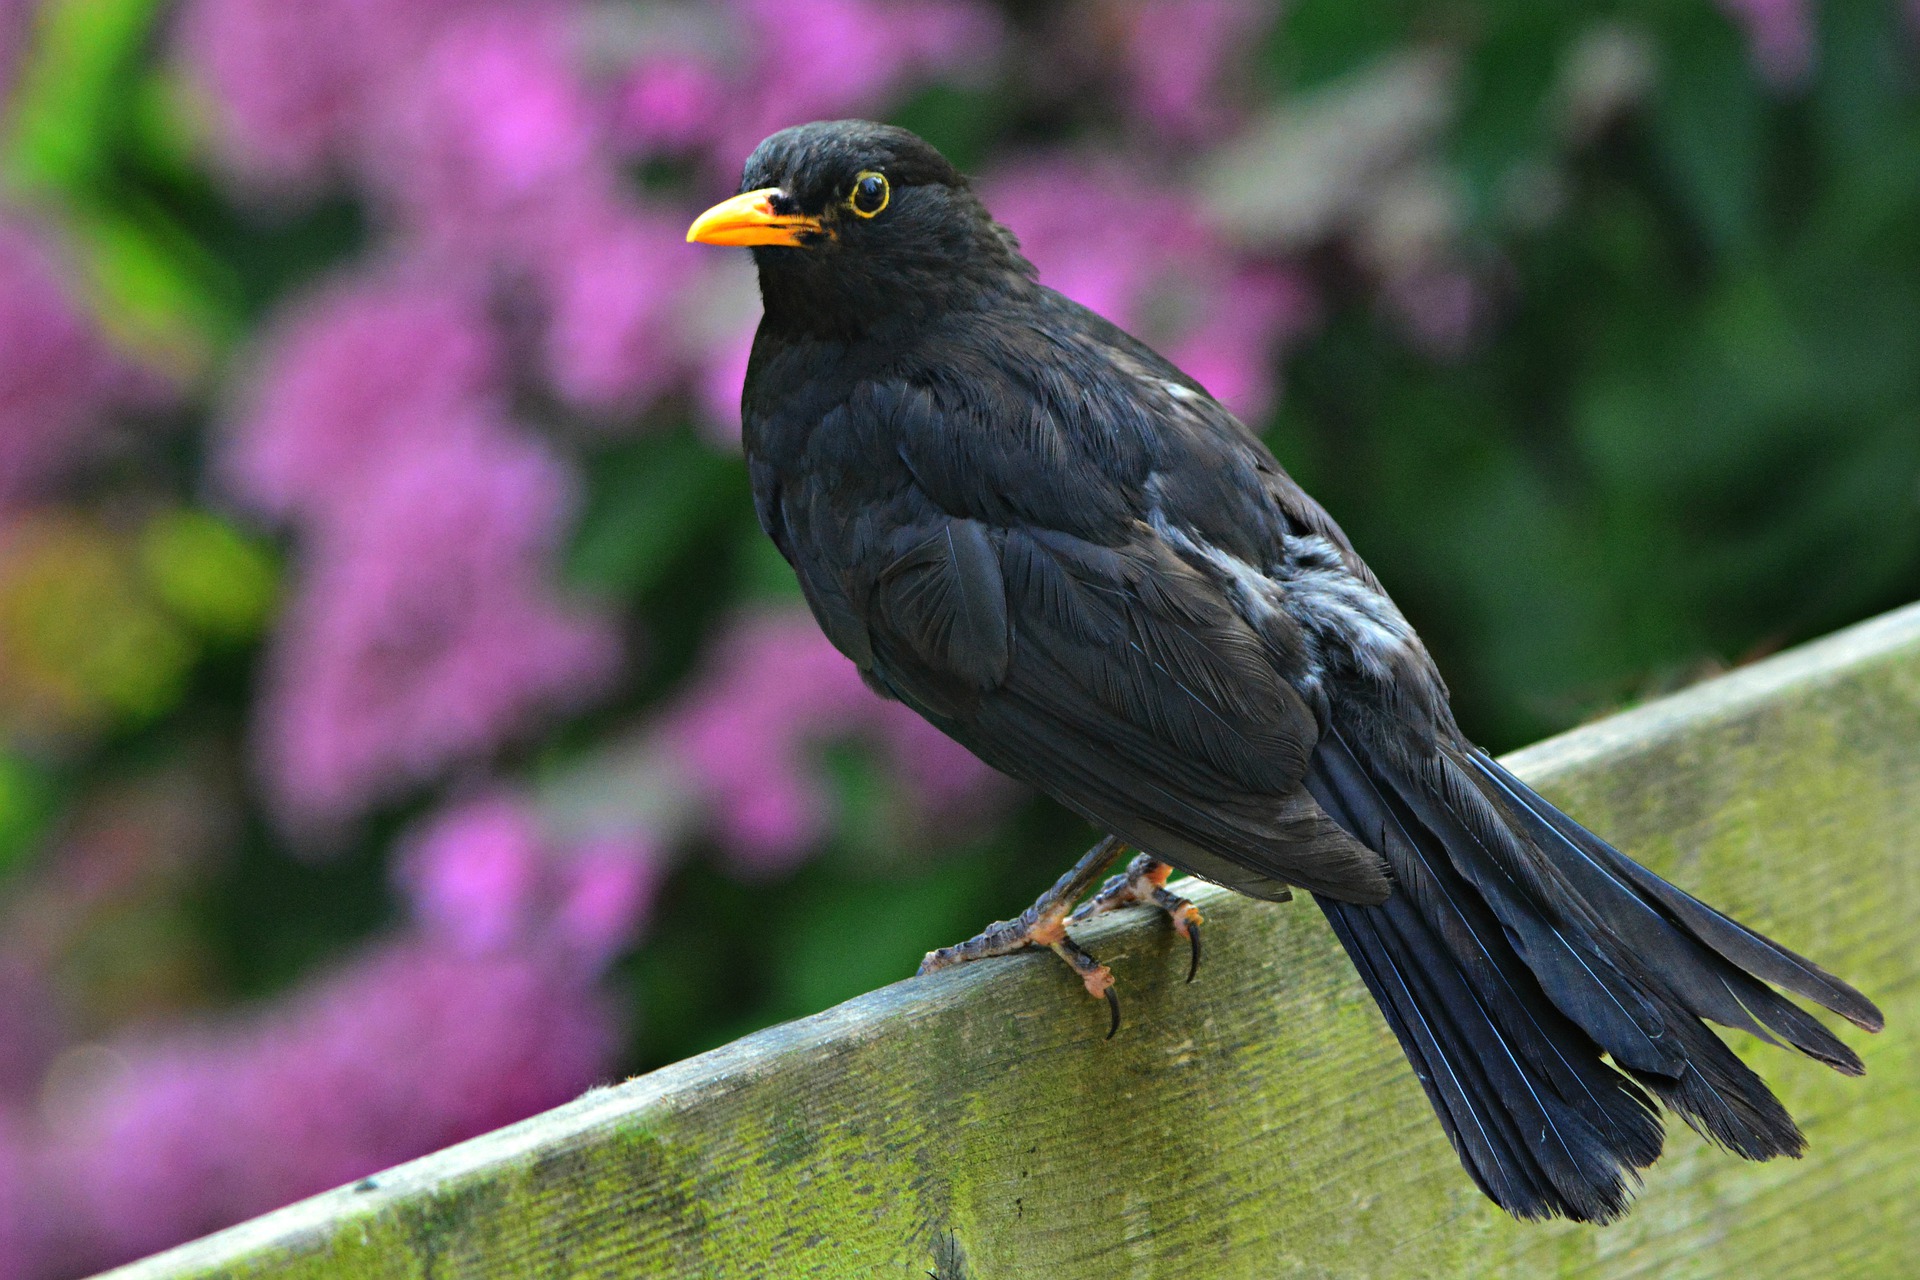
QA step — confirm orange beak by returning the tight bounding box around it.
[685,188,823,247]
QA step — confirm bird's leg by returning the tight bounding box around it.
[1070,853,1205,983]
[918,834,1128,1036]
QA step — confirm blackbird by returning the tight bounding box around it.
[687,119,1882,1224]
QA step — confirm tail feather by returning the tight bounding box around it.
[1314,737,1665,1162]
[1322,900,1640,1220]
[1469,751,1884,1034]
[1305,728,1877,1222]
[1312,732,1660,1222]
[1457,751,1872,1075]
[1428,750,1864,1083]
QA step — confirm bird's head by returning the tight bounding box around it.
[687,120,1031,337]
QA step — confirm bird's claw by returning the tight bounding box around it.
[1070,853,1206,982]
[1047,935,1121,1038]
[913,834,1130,1037]
[916,908,1123,1036]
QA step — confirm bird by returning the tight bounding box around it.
[686,119,1883,1224]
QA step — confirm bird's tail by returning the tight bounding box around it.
[1305,728,1883,1223]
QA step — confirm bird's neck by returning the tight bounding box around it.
[756,271,1023,344]
[754,227,1037,344]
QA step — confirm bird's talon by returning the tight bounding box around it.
[1151,888,1205,981]
[1073,854,1207,981]
[1046,935,1122,1037]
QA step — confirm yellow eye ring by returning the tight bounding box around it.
[848,171,889,218]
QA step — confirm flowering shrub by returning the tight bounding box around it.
[0,0,1915,1273]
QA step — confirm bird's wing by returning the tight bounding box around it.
[851,487,1388,903]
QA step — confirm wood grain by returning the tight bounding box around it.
[99,602,1920,1280]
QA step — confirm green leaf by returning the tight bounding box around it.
[1645,3,1767,260]
[1450,10,1568,226]
[1,0,166,193]
[139,508,281,642]
[738,524,804,604]
[1269,0,1421,93]
[567,433,750,599]
[0,753,57,880]
[890,83,1013,175]
[56,200,237,374]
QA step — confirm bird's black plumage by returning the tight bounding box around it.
[700,119,1883,1223]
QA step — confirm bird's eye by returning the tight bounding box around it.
[848,171,890,218]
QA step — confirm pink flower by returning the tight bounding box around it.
[986,159,1191,325]
[726,0,998,154]
[681,257,764,440]
[538,200,705,416]
[695,320,758,441]
[0,1115,47,1279]
[614,52,729,157]
[398,791,665,962]
[661,610,1004,871]
[0,218,161,510]
[45,936,623,1272]
[257,424,620,832]
[553,838,664,965]
[398,792,547,953]
[1380,266,1482,360]
[878,711,1010,819]
[1163,264,1316,421]
[366,8,609,255]
[661,613,863,865]
[172,0,476,192]
[1114,0,1274,138]
[221,272,503,526]
[614,0,1002,166]
[0,0,36,116]
[1718,0,1814,87]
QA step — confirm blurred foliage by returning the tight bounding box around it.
[2,0,1917,1091]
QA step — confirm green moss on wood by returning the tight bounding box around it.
[102,604,1920,1280]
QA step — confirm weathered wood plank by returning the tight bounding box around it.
[102,603,1920,1280]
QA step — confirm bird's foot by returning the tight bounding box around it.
[918,834,1128,1037]
[917,909,1119,1031]
[1069,853,1204,983]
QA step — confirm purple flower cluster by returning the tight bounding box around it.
[399,791,663,965]
[174,0,480,194]
[223,274,620,831]
[179,0,717,418]
[1718,0,1814,86]
[0,790,653,1277]
[1111,0,1275,139]
[222,275,504,525]
[255,423,620,830]
[661,610,1004,872]
[177,0,1001,435]
[614,0,1002,167]
[0,0,32,113]
[0,219,161,513]
[31,944,621,1275]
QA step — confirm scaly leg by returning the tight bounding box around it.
[1069,853,1206,983]
[918,834,1129,1036]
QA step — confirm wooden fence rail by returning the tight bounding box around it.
[101,602,1920,1279]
